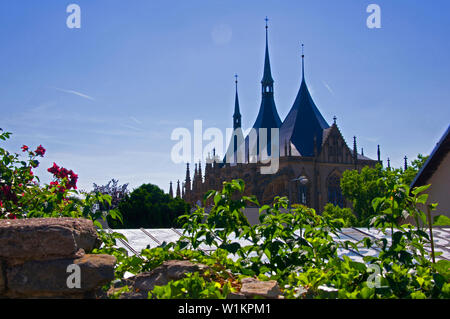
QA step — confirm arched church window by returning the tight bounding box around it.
[327,174,344,208]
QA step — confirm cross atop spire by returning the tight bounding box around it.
[333,115,337,125]
[265,16,269,28]
[301,43,305,79]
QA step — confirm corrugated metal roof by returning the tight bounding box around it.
[108,227,450,262]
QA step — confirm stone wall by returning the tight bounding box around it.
[0,218,116,298]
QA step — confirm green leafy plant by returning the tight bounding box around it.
[149,272,233,299]
[322,203,357,227]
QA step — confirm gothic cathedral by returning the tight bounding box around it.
[172,20,380,212]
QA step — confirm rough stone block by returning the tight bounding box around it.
[0,218,101,262]
[240,277,282,299]
[109,259,208,299]
[6,254,116,298]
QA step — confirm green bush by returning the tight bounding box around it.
[322,203,358,227]
[340,155,428,227]
[108,183,190,228]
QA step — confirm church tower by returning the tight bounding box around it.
[246,17,282,160]
[168,181,173,198]
[224,74,245,164]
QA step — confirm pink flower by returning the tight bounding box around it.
[48,162,60,175]
[21,145,29,152]
[35,145,46,157]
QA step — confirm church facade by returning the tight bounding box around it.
[170,21,380,213]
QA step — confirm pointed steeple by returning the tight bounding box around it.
[262,16,274,86]
[279,43,329,157]
[176,180,181,198]
[193,163,198,191]
[404,156,408,170]
[353,136,357,169]
[233,74,242,129]
[185,163,191,192]
[169,181,173,198]
[223,74,246,165]
[377,145,381,162]
[255,17,279,122]
[301,43,305,80]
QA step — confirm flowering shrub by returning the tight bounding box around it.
[0,129,119,225]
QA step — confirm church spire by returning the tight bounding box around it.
[233,74,241,129]
[169,181,173,198]
[246,17,281,159]
[176,180,181,198]
[185,163,191,192]
[301,43,305,80]
[262,16,274,86]
[279,43,329,157]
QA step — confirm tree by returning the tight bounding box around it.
[340,154,428,226]
[322,203,357,227]
[108,183,190,229]
[93,179,129,211]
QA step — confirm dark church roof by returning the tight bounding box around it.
[279,54,329,157]
[411,125,450,188]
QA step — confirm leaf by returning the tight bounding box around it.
[433,260,450,281]
[363,237,372,249]
[371,197,384,212]
[264,247,271,260]
[433,215,450,226]
[416,194,428,205]
[433,273,446,290]
[392,231,403,247]
[259,205,270,214]
[410,291,426,299]
[360,287,374,299]
[221,242,241,254]
[411,184,430,195]
[416,277,425,287]
[93,220,103,229]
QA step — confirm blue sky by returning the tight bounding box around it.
[1,0,449,193]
